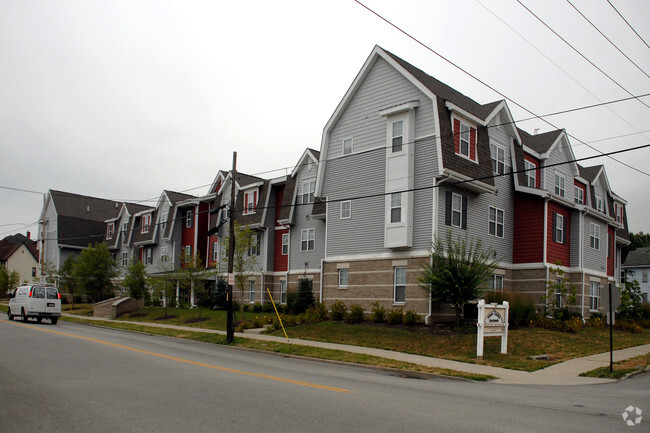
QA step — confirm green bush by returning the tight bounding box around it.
[403,309,420,326]
[347,304,365,323]
[484,291,537,328]
[293,277,315,314]
[303,303,328,323]
[587,312,606,328]
[252,303,263,313]
[386,308,404,325]
[330,300,347,321]
[262,302,275,313]
[370,302,386,323]
[615,320,643,334]
[535,316,582,333]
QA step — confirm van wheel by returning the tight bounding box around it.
[51,317,58,325]
[37,317,42,323]
[21,309,28,323]
[7,308,13,321]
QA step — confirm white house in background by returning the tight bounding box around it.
[623,247,650,302]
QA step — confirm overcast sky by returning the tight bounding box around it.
[1,0,649,239]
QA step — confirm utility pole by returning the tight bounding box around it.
[226,152,237,344]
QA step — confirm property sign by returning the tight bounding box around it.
[477,300,509,359]
[228,273,235,286]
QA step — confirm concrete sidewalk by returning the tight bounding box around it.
[62,313,649,385]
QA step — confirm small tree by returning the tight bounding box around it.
[73,243,117,303]
[59,255,78,307]
[179,251,210,319]
[618,274,643,320]
[213,277,228,310]
[293,276,315,314]
[0,266,8,297]
[419,231,498,326]
[123,259,147,301]
[222,222,258,322]
[7,270,20,294]
[544,263,578,319]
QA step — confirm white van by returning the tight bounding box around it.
[8,285,61,324]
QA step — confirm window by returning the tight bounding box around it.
[553,213,565,244]
[341,201,351,219]
[186,209,193,228]
[249,280,255,303]
[590,223,600,249]
[490,143,506,175]
[451,193,464,228]
[281,233,289,255]
[524,160,536,188]
[574,186,584,205]
[301,180,315,204]
[615,203,623,223]
[244,191,257,215]
[459,122,470,157]
[141,214,151,233]
[554,173,565,197]
[392,120,403,152]
[343,137,353,155]
[394,267,406,303]
[280,280,287,304]
[248,233,260,256]
[121,252,128,266]
[589,282,600,311]
[161,212,168,231]
[338,269,349,287]
[488,207,504,238]
[390,193,402,223]
[106,223,114,240]
[145,248,153,265]
[161,246,169,263]
[488,275,503,291]
[643,269,648,284]
[184,245,192,258]
[212,242,218,262]
[595,194,604,212]
[301,228,315,251]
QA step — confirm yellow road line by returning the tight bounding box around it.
[5,321,353,393]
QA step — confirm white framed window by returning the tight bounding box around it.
[186,209,193,228]
[212,241,218,262]
[280,280,287,304]
[281,233,289,255]
[589,282,600,311]
[615,203,623,223]
[249,280,255,303]
[524,160,536,188]
[554,213,565,244]
[394,267,406,303]
[556,278,564,307]
[451,193,463,228]
[574,186,584,205]
[184,245,192,258]
[248,233,260,256]
[488,207,504,238]
[590,223,600,249]
[121,252,128,266]
[161,246,169,263]
[106,223,114,240]
[595,194,604,213]
[341,200,351,219]
[301,180,315,204]
[338,269,349,287]
[343,137,353,155]
[161,212,168,231]
[643,269,648,283]
[459,122,470,157]
[554,173,565,197]
[301,228,315,251]
[392,120,403,152]
[490,143,506,175]
[145,248,153,265]
[488,274,503,291]
[244,191,256,215]
[141,214,151,233]
[390,193,402,223]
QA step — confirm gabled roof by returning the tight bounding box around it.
[623,247,650,267]
[0,234,38,262]
[518,128,564,154]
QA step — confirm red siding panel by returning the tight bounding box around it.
[453,119,460,154]
[513,193,544,263]
[273,228,288,272]
[546,202,571,266]
[607,226,615,276]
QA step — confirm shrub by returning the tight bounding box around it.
[403,309,420,326]
[236,320,255,332]
[293,277,315,314]
[615,320,643,334]
[370,302,386,323]
[262,303,275,313]
[252,303,263,313]
[535,316,582,333]
[484,291,537,328]
[303,303,328,323]
[386,308,404,325]
[587,312,605,328]
[347,304,365,323]
[330,300,347,321]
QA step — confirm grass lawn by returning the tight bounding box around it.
[580,353,650,379]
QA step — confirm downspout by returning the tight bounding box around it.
[580,209,585,319]
[543,198,549,312]
[320,258,325,304]
[426,176,441,325]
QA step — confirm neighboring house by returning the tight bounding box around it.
[622,247,650,302]
[313,45,628,320]
[0,233,40,284]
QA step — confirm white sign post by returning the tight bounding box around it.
[476,299,509,360]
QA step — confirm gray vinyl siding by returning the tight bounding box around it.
[290,163,325,270]
[544,143,574,202]
[583,215,606,272]
[323,56,438,256]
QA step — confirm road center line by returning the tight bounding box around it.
[6,321,353,394]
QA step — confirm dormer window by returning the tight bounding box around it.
[300,181,315,204]
[615,203,624,223]
[141,214,151,233]
[106,223,114,240]
[554,173,565,198]
[243,190,258,215]
[392,121,403,152]
[453,118,477,162]
[595,194,604,213]
[524,160,536,188]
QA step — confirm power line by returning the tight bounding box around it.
[607,0,650,50]
[566,0,650,80]
[354,0,650,176]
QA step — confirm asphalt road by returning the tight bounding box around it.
[1,319,648,433]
